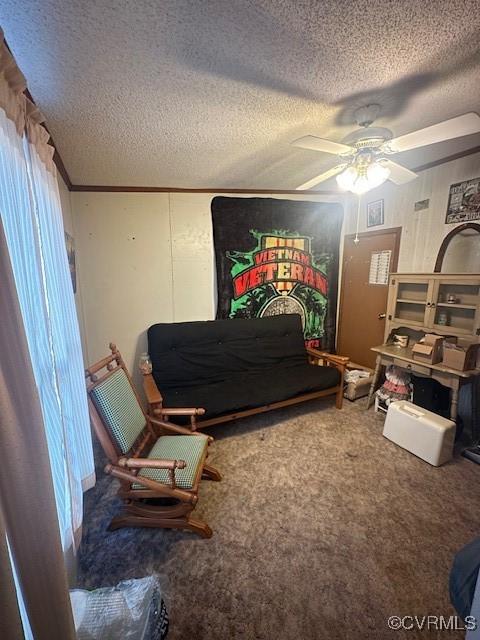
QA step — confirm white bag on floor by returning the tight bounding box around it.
[70,576,168,640]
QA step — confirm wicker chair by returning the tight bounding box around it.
[85,344,221,538]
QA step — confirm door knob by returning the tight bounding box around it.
[378,313,386,319]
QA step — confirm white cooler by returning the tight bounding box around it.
[383,401,456,466]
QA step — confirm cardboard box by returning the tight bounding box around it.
[442,339,480,371]
[412,334,444,365]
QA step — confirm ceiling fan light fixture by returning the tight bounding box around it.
[336,160,390,194]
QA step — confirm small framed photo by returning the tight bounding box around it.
[367,199,384,228]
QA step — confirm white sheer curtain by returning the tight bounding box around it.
[0,105,95,554]
[25,134,95,543]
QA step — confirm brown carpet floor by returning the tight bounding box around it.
[78,399,480,640]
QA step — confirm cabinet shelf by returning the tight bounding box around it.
[437,303,477,310]
[396,298,427,305]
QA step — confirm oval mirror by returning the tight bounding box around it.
[435,223,480,273]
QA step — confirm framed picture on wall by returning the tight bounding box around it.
[367,199,384,228]
[445,177,480,224]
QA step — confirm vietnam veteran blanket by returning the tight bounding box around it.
[211,197,343,351]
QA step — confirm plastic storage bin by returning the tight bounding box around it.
[383,401,456,466]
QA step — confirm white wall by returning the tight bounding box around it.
[71,191,343,387]
[343,151,480,272]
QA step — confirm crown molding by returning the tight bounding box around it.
[69,185,338,195]
[51,141,72,190]
[412,144,480,174]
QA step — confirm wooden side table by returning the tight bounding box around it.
[366,344,480,429]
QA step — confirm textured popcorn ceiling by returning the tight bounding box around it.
[2,0,480,189]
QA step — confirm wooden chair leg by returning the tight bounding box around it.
[202,464,222,481]
[185,518,213,539]
[335,386,343,409]
[108,513,212,538]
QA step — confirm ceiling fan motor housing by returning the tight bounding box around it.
[342,126,393,150]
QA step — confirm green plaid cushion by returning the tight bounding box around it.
[134,435,209,490]
[91,369,146,454]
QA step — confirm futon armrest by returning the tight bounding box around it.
[143,373,163,405]
[117,456,186,470]
[306,348,349,368]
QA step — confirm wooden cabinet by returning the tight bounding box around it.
[386,274,480,340]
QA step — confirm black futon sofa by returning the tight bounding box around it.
[143,314,348,429]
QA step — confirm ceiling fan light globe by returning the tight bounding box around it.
[366,162,391,188]
[336,166,357,191]
[336,161,390,194]
[350,175,371,195]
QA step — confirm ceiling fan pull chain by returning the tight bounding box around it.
[354,194,361,244]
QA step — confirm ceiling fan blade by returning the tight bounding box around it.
[296,164,348,190]
[380,159,418,185]
[292,136,354,156]
[387,113,480,153]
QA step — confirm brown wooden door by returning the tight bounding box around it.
[337,228,401,369]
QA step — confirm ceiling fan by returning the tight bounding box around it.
[293,105,480,194]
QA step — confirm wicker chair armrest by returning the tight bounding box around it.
[118,456,186,470]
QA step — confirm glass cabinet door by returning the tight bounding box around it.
[431,279,480,335]
[392,279,434,327]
